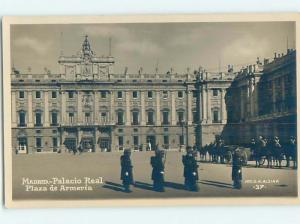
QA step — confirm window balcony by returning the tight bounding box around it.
[34,124,43,127]
[18,123,27,127]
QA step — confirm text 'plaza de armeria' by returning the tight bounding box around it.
[11,36,296,153]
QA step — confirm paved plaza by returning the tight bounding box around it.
[12,151,297,200]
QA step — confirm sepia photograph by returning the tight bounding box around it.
[2,14,299,207]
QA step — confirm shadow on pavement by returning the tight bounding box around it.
[102,181,126,192]
[199,180,233,189]
[134,181,154,191]
[164,181,186,190]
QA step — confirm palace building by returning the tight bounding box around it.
[225,49,297,145]
[11,36,234,153]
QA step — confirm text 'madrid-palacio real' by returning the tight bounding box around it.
[11,36,296,153]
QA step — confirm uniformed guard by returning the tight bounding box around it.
[182,147,199,191]
[150,149,166,192]
[232,148,243,189]
[120,149,134,192]
[286,136,297,169]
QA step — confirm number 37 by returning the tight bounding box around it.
[253,184,265,190]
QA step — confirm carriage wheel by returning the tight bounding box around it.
[259,157,265,166]
[224,151,232,164]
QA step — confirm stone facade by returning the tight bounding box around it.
[225,49,296,145]
[11,36,234,153]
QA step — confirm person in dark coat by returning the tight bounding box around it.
[286,136,297,169]
[182,147,199,191]
[151,149,165,192]
[120,149,134,192]
[232,148,243,189]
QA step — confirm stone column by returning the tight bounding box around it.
[156,91,161,125]
[11,91,17,127]
[281,77,285,111]
[141,91,146,125]
[125,91,130,125]
[197,88,202,123]
[171,91,176,125]
[202,87,207,123]
[272,79,276,113]
[44,91,49,126]
[77,91,82,124]
[206,88,211,123]
[240,88,244,121]
[94,91,98,123]
[28,91,33,127]
[187,90,193,125]
[221,89,227,123]
[61,91,66,124]
[110,91,115,123]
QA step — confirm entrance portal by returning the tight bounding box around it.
[64,138,77,153]
[81,138,94,152]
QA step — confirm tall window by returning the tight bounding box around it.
[179,135,184,145]
[213,89,219,97]
[101,91,107,98]
[147,111,154,125]
[148,91,153,99]
[35,112,42,127]
[19,111,26,127]
[193,111,197,123]
[178,91,183,98]
[132,91,138,99]
[163,135,169,145]
[69,112,74,124]
[117,111,124,125]
[162,111,169,125]
[100,112,107,123]
[213,110,220,123]
[35,91,41,99]
[177,111,184,123]
[85,112,91,123]
[51,91,57,99]
[132,111,139,125]
[133,136,139,146]
[36,137,42,148]
[19,91,25,99]
[51,112,58,125]
[117,91,123,99]
[53,137,58,148]
[68,91,74,99]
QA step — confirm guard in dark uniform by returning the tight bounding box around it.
[151,149,165,192]
[182,147,199,191]
[120,149,134,192]
[232,148,243,189]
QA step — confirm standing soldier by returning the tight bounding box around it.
[257,136,267,167]
[182,147,199,191]
[151,149,166,192]
[286,136,297,169]
[250,138,258,167]
[120,149,134,192]
[232,148,243,189]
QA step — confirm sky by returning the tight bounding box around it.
[11,22,295,74]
